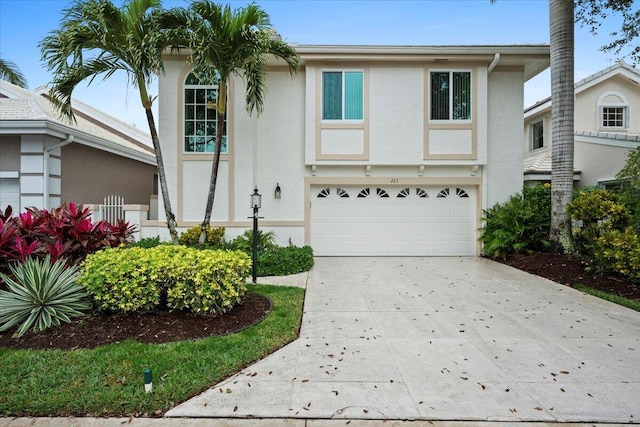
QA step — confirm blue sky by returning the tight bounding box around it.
[0,0,633,130]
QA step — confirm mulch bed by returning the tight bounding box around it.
[499,251,640,301]
[0,291,271,351]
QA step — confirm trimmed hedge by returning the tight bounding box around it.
[258,245,314,276]
[178,226,225,247]
[79,246,250,315]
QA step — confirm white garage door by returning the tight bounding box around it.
[310,185,477,256]
[0,179,19,213]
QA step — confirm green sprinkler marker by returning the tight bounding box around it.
[144,368,153,393]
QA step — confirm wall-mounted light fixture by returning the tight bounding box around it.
[274,183,282,199]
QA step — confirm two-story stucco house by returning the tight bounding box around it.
[524,62,640,189]
[150,44,549,256]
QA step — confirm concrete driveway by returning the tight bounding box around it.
[166,257,640,423]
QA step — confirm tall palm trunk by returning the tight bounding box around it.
[139,82,179,244]
[198,108,226,246]
[549,0,575,251]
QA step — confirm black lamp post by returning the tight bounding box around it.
[250,188,262,285]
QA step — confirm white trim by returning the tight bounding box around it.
[575,132,640,149]
[0,172,19,178]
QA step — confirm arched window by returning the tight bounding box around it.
[597,91,628,131]
[183,70,227,153]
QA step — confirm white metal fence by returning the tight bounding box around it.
[100,194,124,224]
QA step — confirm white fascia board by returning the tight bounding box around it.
[575,133,640,150]
[0,120,156,166]
[576,67,640,94]
[524,100,551,120]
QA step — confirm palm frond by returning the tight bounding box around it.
[0,57,28,87]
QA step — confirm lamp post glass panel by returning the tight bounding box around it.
[251,188,262,284]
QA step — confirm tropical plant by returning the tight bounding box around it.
[231,229,277,253]
[0,256,91,337]
[0,57,28,88]
[479,185,552,259]
[615,146,640,229]
[569,188,630,258]
[0,202,135,270]
[39,0,183,244]
[173,1,300,245]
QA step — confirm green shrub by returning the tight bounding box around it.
[230,229,277,253]
[79,245,251,316]
[479,185,551,259]
[178,226,226,247]
[0,256,91,337]
[166,249,250,314]
[258,245,314,276]
[569,189,630,258]
[128,235,164,248]
[79,247,161,313]
[594,227,640,281]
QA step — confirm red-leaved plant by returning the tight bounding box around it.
[0,203,136,273]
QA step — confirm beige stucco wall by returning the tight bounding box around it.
[576,74,640,134]
[574,141,633,188]
[486,69,525,206]
[0,136,20,171]
[61,144,156,205]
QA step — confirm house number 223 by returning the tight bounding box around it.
[390,178,399,183]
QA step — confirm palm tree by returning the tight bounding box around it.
[0,57,28,88]
[39,0,181,244]
[179,1,300,245]
[548,0,574,250]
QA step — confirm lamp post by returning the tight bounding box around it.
[250,188,262,285]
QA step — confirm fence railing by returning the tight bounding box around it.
[100,194,124,224]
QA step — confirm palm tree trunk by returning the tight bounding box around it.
[199,108,226,246]
[144,107,179,245]
[549,0,575,252]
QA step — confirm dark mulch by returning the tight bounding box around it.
[499,252,640,301]
[0,291,271,351]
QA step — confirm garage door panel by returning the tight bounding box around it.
[311,185,476,256]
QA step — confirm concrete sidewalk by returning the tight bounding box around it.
[0,418,633,426]
[166,257,640,423]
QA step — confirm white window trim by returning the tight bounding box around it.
[428,69,473,124]
[321,69,365,124]
[597,90,629,132]
[529,118,546,151]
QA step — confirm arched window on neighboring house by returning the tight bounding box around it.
[183,69,228,153]
[597,91,629,131]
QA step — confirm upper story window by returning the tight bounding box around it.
[601,106,626,128]
[322,70,363,121]
[597,91,628,131]
[184,70,227,153]
[430,71,471,121]
[530,120,545,150]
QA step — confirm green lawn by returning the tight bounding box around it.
[0,285,304,417]
[574,283,640,312]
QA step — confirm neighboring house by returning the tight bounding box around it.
[154,44,549,256]
[524,61,640,188]
[0,80,157,219]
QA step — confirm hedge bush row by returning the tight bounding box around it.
[79,246,250,315]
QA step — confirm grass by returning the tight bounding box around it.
[0,285,304,417]
[574,283,640,312]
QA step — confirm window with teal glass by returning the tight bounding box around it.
[184,70,227,153]
[322,70,363,120]
[430,71,471,121]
